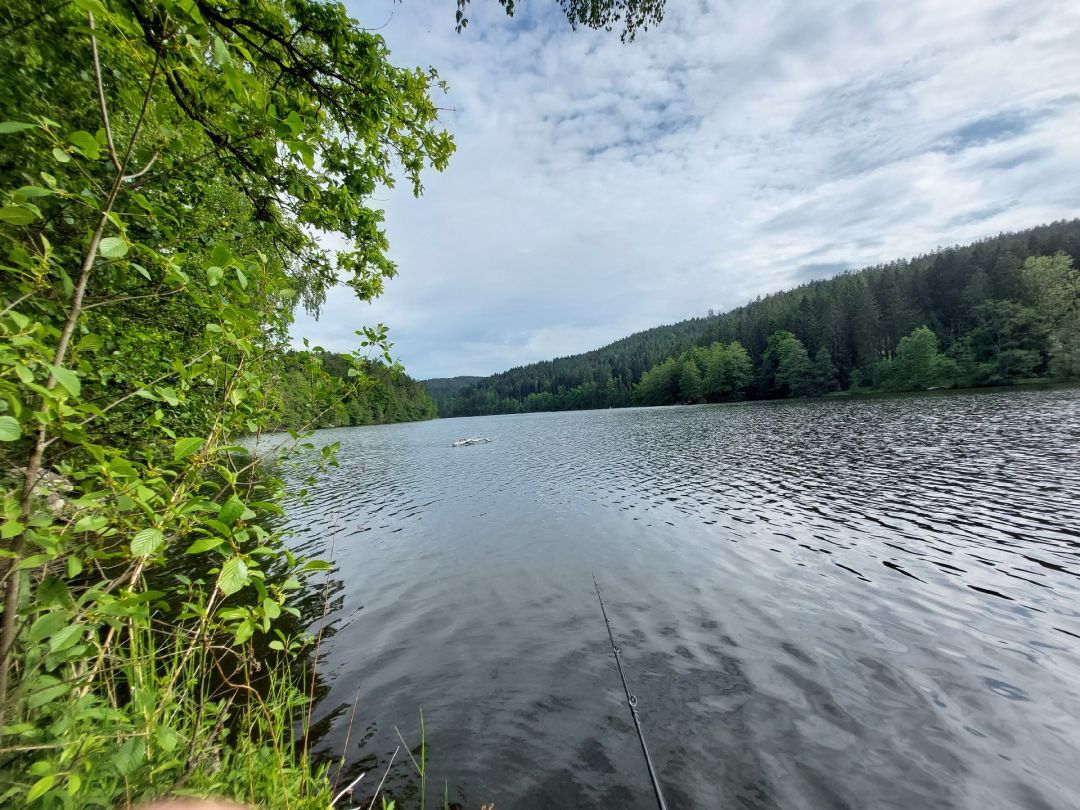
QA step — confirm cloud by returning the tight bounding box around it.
[290,0,1080,378]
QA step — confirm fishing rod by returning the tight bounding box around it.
[592,573,670,810]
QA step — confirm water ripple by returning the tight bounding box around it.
[273,388,1080,810]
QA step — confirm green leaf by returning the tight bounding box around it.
[218,557,248,596]
[302,559,331,572]
[98,236,128,258]
[26,774,55,803]
[206,266,224,286]
[113,737,144,776]
[217,495,245,525]
[48,623,84,653]
[0,205,38,225]
[262,598,281,619]
[51,147,70,164]
[293,140,315,169]
[28,612,67,642]
[211,243,232,265]
[17,554,52,570]
[234,619,254,644]
[0,416,20,442]
[50,365,80,397]
[0,121,35,134]
[68,130,100,159]
[131,528,164,556]
[155,724,179,753]
[173,436,203,460]
[157,386,179,406]
[14,186,53,198]
[184,536,222,554]
[213,36,231,66]
[27,683,68,708]
[76,333,104,353]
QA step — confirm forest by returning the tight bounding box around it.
[276,351,437,430]
[427,220,1080,415]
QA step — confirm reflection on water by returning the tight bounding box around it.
[274,388,1080,810]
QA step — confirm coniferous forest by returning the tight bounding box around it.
[426,220,1080,416]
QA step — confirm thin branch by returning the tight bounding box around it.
[118,42,161,171]
[332,685,362,796]
[0,292,32,317]
[89,12,122,172]
[82,284,185,310]
[331,769,366,808]
[123,149,161,182]
[365,746,400,810]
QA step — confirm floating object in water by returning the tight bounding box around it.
[593,573,669,810]
[449,436,492,447]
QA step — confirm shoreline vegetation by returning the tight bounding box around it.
[0,1,452,808]
[276,351,437,431]
[425,222,1080,416]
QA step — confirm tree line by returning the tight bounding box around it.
[276,351,437,430]
[427,221,1080,415]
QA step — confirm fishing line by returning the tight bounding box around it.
[592,572,670,810]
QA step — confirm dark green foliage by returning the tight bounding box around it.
[426,316,713,414]
[0,0,452,807]
[430,221,1080,415]
[422,375,484,400]
[961,300,1046,385]
[275,351,437,430]
[873,326,958,391]
[1022,254,1080,379]
[632,341,753,406]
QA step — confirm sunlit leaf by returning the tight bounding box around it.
[98,236,129,258]
[0,121,35,134]
[26,775,55,802]
[68,129,100,158]
[218,557,248,596]
[28,612,67,642]
[0,205,37,225]
[173,436,203,460]
[0,416,20,442]
[131,527,164,556]
[184,537,222,554]
[50,365,80,397]
[217,495,245,525]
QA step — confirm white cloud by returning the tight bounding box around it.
[291,0,1080,378]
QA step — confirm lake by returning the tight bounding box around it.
[277,387,1080,810]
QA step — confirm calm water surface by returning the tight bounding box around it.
[275,388,1080,809]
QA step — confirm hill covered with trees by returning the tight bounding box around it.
[421,375,484,402]
[426,220,1080,415]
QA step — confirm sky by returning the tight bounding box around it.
[290,0,1080,379]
